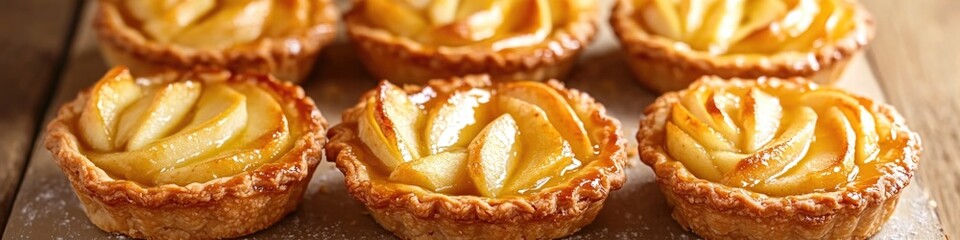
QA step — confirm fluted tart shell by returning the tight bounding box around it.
[637,77,921,239]
[44,69,327,239]
[326,75,628,239]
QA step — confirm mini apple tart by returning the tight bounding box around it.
[326,75,627,239]
[638,76,921,239]
[344,0,598,83]
[44,67,326,239]
[95,0,338,83]
[611,0,875,92]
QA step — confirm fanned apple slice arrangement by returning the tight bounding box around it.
[633,0,859,54]
[666,81,896,196]
[125,0,317,49]
[358,81,597,197]
[362,0,591,49]
[78,68,302,185]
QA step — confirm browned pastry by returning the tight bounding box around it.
[637,76,921,239]
[94,0,338,83]
[611,0,875,93]
[44,66,327,239]
[343,0,599,83]
[326,75,628,239]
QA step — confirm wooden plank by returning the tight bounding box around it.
[3,0,946,238]
[0,0,81,231]
[861,1,960,237]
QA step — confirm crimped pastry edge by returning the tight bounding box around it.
[636,76,922,239]
[325,75,628,239]
[610,0,876,93]
[44,69,328,239]
[342,0,598,84]
[93,0,339,83]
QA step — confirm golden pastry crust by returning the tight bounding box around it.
[637,77,921,239]
[610,0,876,93]
[94,0,338,83]
[326,75,628,239]
[44,69,327,239]
[343,1,598,84]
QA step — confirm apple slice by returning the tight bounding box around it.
[687,0,745,52]
[115,81,202,150]
[679,88,741,145]
[738,89,782,152]
[427,0,460,26]
[389,151,471,194]
[639,0,683,40]
[728,0,787,44]
[499,96,576,195]
[801,90,880,164]
[141,0,216,42]
[154,84,291,185]
[358,82,423,171]
[364,0,428,37]
[79,68,143,151]
[669,104,736,152]
[467,114,521,197]
[173,0,273,49]
[778,0,839,52]
[264,0,311,37]
[89,84,248,183]
[666,122,722,180]
[424,89,492,154]
[498,82,594,161]
[489,0,553,51]
[678,0,716,38]
[721,107,816,188]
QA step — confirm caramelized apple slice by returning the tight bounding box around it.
[499,97,576,195]
[669,104,736,152]
[389,151,470,194]
[498,82,594,160]
[678,0,715,37]
[115,81,202,150]
[89,84,248,183]
[141,0,216,42]
[680,88,741,144]
[79,68,143,151]
[639,0,683,40]
[365,0,427,37]
[666,122,721,181]
[721,107,817,187]
[173,0,273,49]
[424,89,492,154]
[358,82,423,171]
[801,90,880,164]
[264,0,311,37]
[427,0,460,25]
[739,89,782,152]
[688,0,745,52]
[729,0,787,44]
[467,114,521,197]
[154,84,291,185]
[490,0,553,51]
[428,0,505,44]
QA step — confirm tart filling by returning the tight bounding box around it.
[638,77,921,239]
[327,75,626,239]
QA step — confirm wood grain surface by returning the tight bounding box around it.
[0,0,954,238]
[862,1,960,237]
[0,0,81,231]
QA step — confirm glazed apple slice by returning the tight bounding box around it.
[264,0,311,37]
[358,82,423,171]
[173,0,273,49]
[721,107,817,188]
[639,0,683,40]
[801,90,880,164]
[89,84,248,183]
[728,0,787,44]
[679,88,741,144]
[467,114,521,197]
[666,122,722,180]
[427,0,460,26]
[498,82,595,161]
[738,89,782,152]
[79,68,143,151]
[687,0,745,51]
[115,81,202,151]
[364,0,428,37]
[424,89,492,154]
[154,84,291,185]
[489,0,553,51]
[499,96,576,195]
[428,0,505,44]
[669,104,736,152]
[677,0,715,38]
[389,151,471,194]
[140,0,216,42]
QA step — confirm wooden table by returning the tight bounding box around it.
[0,0,955,238]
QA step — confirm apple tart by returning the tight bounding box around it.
[44,67,327,239]
[95,0,338,83]
[326,75,627,239]
[611,0,875,93]
[344,0,598,83]
[638,76,921,239]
